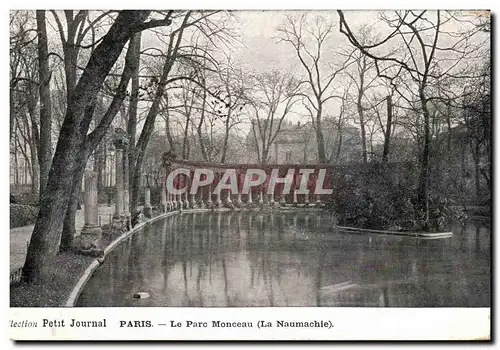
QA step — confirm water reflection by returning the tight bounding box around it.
[77,212,490,307]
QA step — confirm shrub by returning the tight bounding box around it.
[10,204,39,228]
[326,162,462,232]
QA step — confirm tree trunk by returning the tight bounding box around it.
[220,115,231,164]
[417,89,431,226]
[22,11,151,284]
[382,95,393,163]
[96,142,104,193]
[60,155,86,252]
[36,10,53,196]
[182,114,190,159]
[127,32,141,213]
[131,14,189,208]
[336,132,343,164]
[26,105,40,196]
[472,143,482,200]
[315,108,327,164]
[261,148,269,165]
[357,92,368,164]
[10,88,15,142]
[29,137,40,195]
[197,85,208,161]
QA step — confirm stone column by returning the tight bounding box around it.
[316,194,322,207]
[175,192,181,209]
[269,187,275,207]
[166,190,171,211]
[215,187,222,207]
[114,147,124,220]
[79,171,103,255]
[160,181,167,213]
[144,187,152,218]
[169,191,175,211]
[304,193,310,207]
[190,193,197,209]
[182,175,189,208]
[258,188,264,205]
[279,192,287,207]
[207,184,213,207]
[215,173,222,207]
[183,189,190,209]
[293,190,298,206]
[236,172,243,207]
[198,187,205,209]
[123,149,130,223]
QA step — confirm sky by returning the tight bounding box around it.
[13,10,491,138]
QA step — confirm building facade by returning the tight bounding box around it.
[248,118,363,165]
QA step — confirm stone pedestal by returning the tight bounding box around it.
[79,171,103,256]
[215,187,222,208]
[190,193,198,209]
[247,189,253,207]
[279,193,287,207]
[207,185,213,208]
[144,188,153,218]
[269,192,275,207]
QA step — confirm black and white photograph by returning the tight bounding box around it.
[8,8,491,341]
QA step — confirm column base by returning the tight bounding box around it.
[77,225,103,257]
[144,205,153,218]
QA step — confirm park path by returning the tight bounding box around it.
[10,205,115,273]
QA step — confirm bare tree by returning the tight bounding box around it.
[23,11,177,283]
[277,14,353,164]
[249,70,299,164]
[36,10,52,195]
[338,10,487,226]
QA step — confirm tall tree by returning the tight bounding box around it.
[338,10,487,226]
[23,11,176,283]
[249,70,299,164]
[36,10,52,195]
[277,14,353,164]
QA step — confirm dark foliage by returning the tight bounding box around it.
[326,162,461,231]
[10,204,39,228]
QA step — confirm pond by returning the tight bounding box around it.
[76,210,490,307]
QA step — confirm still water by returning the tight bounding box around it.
[77,211,490,307]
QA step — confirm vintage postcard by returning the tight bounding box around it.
[8,8,491,341]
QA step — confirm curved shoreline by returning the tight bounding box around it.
[65,208,212,307]
[65,207,453,307]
